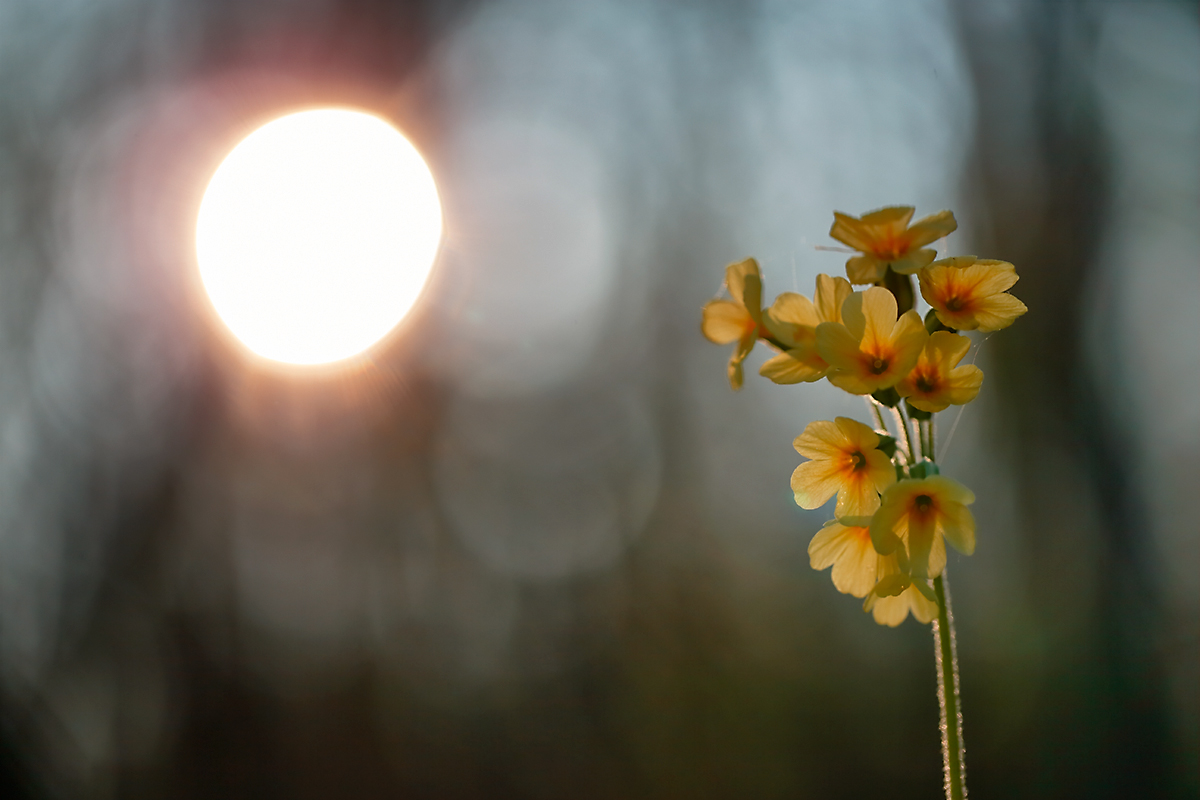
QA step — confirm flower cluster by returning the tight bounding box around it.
[702,206,1026,626]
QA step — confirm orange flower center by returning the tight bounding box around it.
[849,451,866,471]
[913,494,935,518]
[869,357,889,375]
[873,231,909,261]
[915,374,937,394]
[945,296,965,312]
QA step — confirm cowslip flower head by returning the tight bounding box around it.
[792,417,896,517]
[870,476,976,583]
[895,331,984,413]
[816,287,927,395]
[863,571,939,627]
[919,256,1028,332]
[760,274,853,384]
[830,206,957,284]
[702,258,765,390]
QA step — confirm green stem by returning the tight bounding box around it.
[891,405,918,467]
[864,396,889,436]
[932,573,966,800]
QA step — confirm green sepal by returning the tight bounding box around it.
[909,461,940,479]
[874,434,897,459]
[913,578,937,602]
[924,308,950,334]
[871,387,900,408]
[904,401,932,421]
[872,573,910,598]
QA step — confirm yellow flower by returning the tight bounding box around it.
[830,206,957,284]
[919,256,1028,332]
[895,331,984,413]
[816,287,927,395]
[759,274,853,384]
[792,417,896,517]
[863,571,939,627]
[701,258,766,389]
[869,476,976,583]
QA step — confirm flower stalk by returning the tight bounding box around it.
[933,573,966,800]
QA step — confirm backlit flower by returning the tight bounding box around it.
[919,256,1028,332]
[895,331,984,413]
[792,417,896,517]
[870,476,976,583]
[816,287,927,395]
[830,206,957,284]
[863,571,939,627]
[702,258,765,389]
[760,274,853,384]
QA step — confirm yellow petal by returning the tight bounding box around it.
[767,292,821,328]
[939,501,976,556]
[724,258,760,307]
[814,274,853,324]
[961,260,1019,295]
[907,511,936,581]
[829,212,875,252]
[865,449,898,494]
[971,293,1028,332]
[727,356,745,390]
[859,206,915,231]
[793,419,850,459]
[944,364,984,406]
[834,478,882,519]
[926,475,976,505]
[760,351,828,384]
[888,249,937,275]
[791,460,843,509]
[904,210,957,248]
[833,416,881,451]
[887,311,929,378]
[867,593,911,627]
[927,331,971,367]
[846,255,888,284]
[906,584,939,624]
[857,287,899,356]
[829,531,879,597]
[701,300,751,344]
[808,520,853,570]
[815,321,865,374]
[927,532,947,579]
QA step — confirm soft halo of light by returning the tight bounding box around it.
[196,108,442,365]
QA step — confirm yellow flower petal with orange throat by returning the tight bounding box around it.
[830,207,957,284]
[792,417,896,517]
[808,520,881,598]
[919,256,1028,332]
[816,287,927,395]
[869,476,976,582]
[701,258,766,390]
[895,331,984,412]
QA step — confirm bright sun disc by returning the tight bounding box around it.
[196,108,442,365]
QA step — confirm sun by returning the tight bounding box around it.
[195,108,442,366]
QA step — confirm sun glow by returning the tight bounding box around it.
[196,108,442,365]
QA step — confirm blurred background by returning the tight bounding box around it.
[0,0,1196,797]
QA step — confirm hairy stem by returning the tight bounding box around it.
[891,405,918,467]
[932,573,966,800]
[864,396,889,436]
